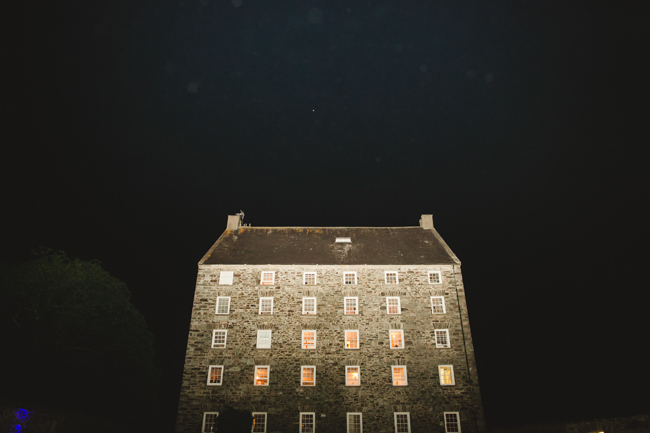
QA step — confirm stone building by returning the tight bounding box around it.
[176,214,485,433]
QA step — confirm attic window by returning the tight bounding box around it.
[335,237,351,243]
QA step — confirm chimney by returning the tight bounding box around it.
[226,214,241,230]
[420,214,434,229]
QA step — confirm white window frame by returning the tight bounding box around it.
[390,330,404,349]
[252,412,268,433]
[302,330,316,349]
[206,365,224,386]
[347,413,363,433]
[303,272,317,285]
[302,297,317,315]
[254,365,270,386]
[345,365,361,386]
[211,330,227,349]
[439,365,456,386]
[261,271,275,285]
[444,412,461,433]
[202,412,219,433]
[384,271,399,284]
[344,297,359,315]
[431,296,446,314]
[343,272,357,285]
[386,297,401,314]
[428,270,442,284]
[218,271,234,285]
[215,296,231,315]
[301,365,316,386]
[394,412,411,433]
[300,412,315,433]
[259,297,274,315]
[345,329,359,349]
[391,365,408,386]
[435,329,451,348]
[256,329,272,349]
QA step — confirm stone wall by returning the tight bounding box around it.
[176,265,485,433]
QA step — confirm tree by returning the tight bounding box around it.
[217,406,253,433]
[0,248,159,431]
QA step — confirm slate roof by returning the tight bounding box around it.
[201,226,459,265]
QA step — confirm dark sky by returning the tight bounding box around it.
[4,0,648,430]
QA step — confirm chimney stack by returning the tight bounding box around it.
[226,214,241,230]
[420,214,434,229]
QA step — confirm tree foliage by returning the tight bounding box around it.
[217,406,253,433]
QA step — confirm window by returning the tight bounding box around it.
[335,237,351,243]
[390,330,404,349]
[343,272,357,285]
[394,413,411,433]
[439,365,455,385]
[435,329,451,348]
[300,413,315,433]
[344,297,359,315]
[444,412,461,433]
[212,330,227,348]
[345,330,359,349]
[254,366,270,386]
[428,271,442,284]
[386,297,401,314]
[256,330,272,349]
[202,412,218,432]
[219,271,233,285]
[301,366,316,386]
[347,413,363,433]
[385,271,399,284]
[215,296,230,315]
[259,297,274,315]
[302,330,316,349]
[252,412,267,433]
[261,271,275,285]
[346,366,360,386]
[391,366,407,386]
[303,272,317,285]
[207,365,224,385]
[302,297,317,315]
[431,296,446,314]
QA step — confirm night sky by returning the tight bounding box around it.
[4,0,648,430]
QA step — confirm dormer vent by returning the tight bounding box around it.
[335,237,351,243]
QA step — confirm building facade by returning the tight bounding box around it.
[176,214,485,433]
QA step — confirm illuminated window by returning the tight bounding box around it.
[202,412,218,432]
[336,237,351,243]
[343,272,357,285]
[391,366,407,386]
[254,366,270,386]
[431,296,446,314]
[211,330,227,348]
[252,412,267,433]
[301,366,316,386]
[387,297,401,314]
[439,365,455,386]
[302,330,316,349]
[444,412,461,433]
[303,272,317,285]
[215,296,230,315]
[300,412,315,433]
[207,365,223,386]
[428,271,442,284]
[346,366,360,386]
[435,329,451,348]
[261,271,275,285]
[344,297,359,315]
[390,330,404,349]
[259,297,274,315]
[385,271,399,284]
[302,297,317,315]
[256,330,272,349]
[219,271,233,285]
[394,412,411,433]
[347,413,363,433]
[345,330,359,349]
